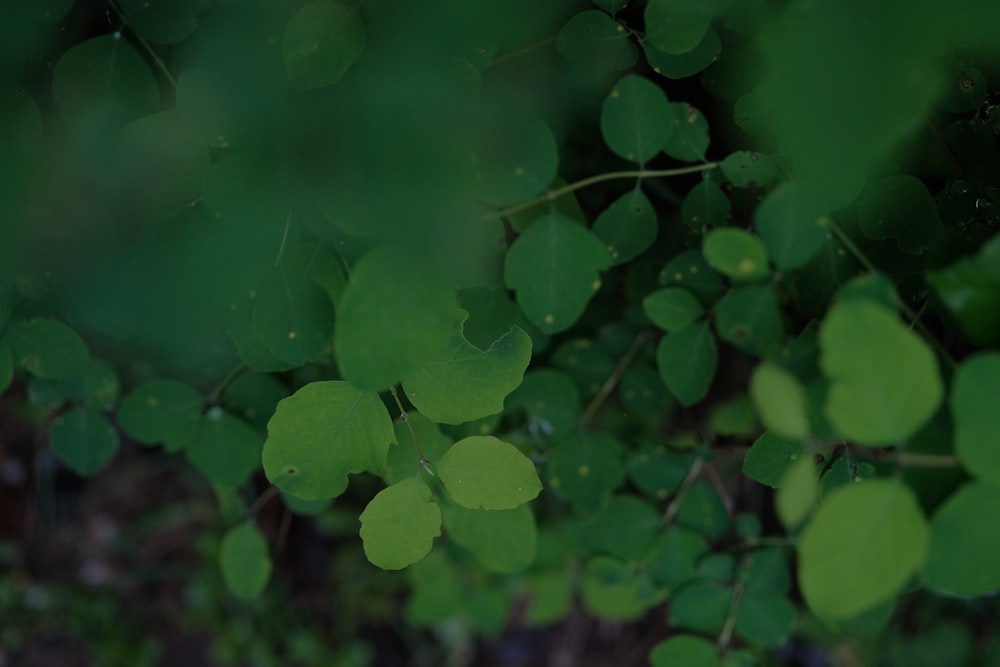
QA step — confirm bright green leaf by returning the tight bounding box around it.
[592,188,657,265]
[776,455,819,528]
[656,321,717,405]
[755,181,830,270]
[643,287,704,331]
[262,381,394,499]
[402,324,532,425]
[645,0,716,55]
[282,1,366,91]
[443,503,537,573]
[556,11,637,72]
[750,361,809,440]
[798,479,929,618]
[117,379,203,451]
[650,634,718,667]
[703,228,771,281]
[50,407,120,475]
[186,409,263,488]
[819,299,943,446]
[600,74,674,164]
[359,477,441,570]
[924,482,1000,596]
[219,522,271,600]
[436,436,541,510]
[335,246,465,391]
[952,353,1000,485]
[504,213,611,334]
[385,412,452,485]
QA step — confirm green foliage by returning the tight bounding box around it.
[6,1,1000,664]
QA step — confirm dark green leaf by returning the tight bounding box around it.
[556,11,637,72]
[263,381,394,500]
[648,526,709,589]
[119,0,202,44]
[669,580,731,634]
[924,482,1000,596]
[681,179,731,232]
[659,250,727,306]
[592,188,657,264]
[677,478,730,539]
[547,431,625,511]
[720,151,777,188]
[714,284,785,355]
[754,181,830,270]
[508,370,581,440]
[600,74,674,164]
[582,495,660,560]
[735,593,796,646]
[186,409,262,488]
[472,119,559,206]
[282,1,366,90]
[643,287,704,331]
[743,431,805,488]
[857,175,941,254]
[651,635,718,667]
[4,318,90,380]
[504,213,611,334]
[250,268,336,366]
[644,0,716,55]
[663,102,710,162]
[952,353,1000,485]
[627,446,693,499]
[359,477,440,570]
[50,407,120,475]
[443,503,537,573]
[219,522,271,600]
[928,235,1000,347]
[656,321,717,405]
[117,379,204,451]
[645,29,721,80]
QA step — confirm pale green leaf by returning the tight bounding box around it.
[951,353,1000,485]
[776,455,819,528]
[703,228,771,281]
[650,635,718,667]
[262,381,394,499]
[924,482,1000,596]
[359,477,441,570]
[436,436,541,510]
[219,522,271,600]
[798,479,929,618]
[750,362,809,440]
[504,213,612,334]
[819,300,943,446]
[402,324,532,424]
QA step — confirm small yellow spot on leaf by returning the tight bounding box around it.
[288,331,297,340]
[249,290,257,298]
[674,272,684,281]
[611,89,620,98]
[544,314,555,325]
[578,465,590,477]
[816,216,830,227]
[513,166,526,177]
[689,265,699,274]
[147,397,159,408]
[739,259,756,274]
[592,279,601,291]
[657,489,668,499]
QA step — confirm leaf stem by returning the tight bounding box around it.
[107,0,178,88]
[716,577,746,654]
[477,163,719,223]
[577,330,650,430]
[880,450,960,468]
[247,485,281,517]
[661,457,704,528]
[206,363,247,406]
[390,387,429,467]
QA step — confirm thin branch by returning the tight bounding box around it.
[577,330,650,429]
[274,210,294,267]
[390,386,430,467]
[661,457,704,528]
[107,0,178,88]
[206,363,247,406]
[717,577,746,654]
[881,451,961,468]
[476,163,719,223]
[247,485,281,517]
[489,36,557,66]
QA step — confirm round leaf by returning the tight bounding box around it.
[703,228,771,281]
[556,10,637,72]
[5,318,90,380]
[656,321,717,406]
[819,300,943,446]
[798,479,929,618]
[857,175,941,254]
[644,0,715,55]
[472,119,559,206]
[50,407,120,475]
[651,635,717,667]
[402,325,532,425]
[924,482,1000,596]
[643,287,704,331]
[250,268,335,366]
[592,188,658,265]
[664,102,710,161]
[504,213,611,334]
[219,522,271,600]
[681,179,731,232]
[282,1,366,91]
[443,503,536,573]
[645,29,721,80]
[720,151,778,188]
[359,477,441,570]
[743,432,805,489]
[951,353,1000,485]
[436,436,541,510]
[750,362,809,440]
[117,379,203,451]
[600,74,674,164]
[186,409,263,488]
[547,431,625,511]
[754,181,830,270]
[262,381,395,500]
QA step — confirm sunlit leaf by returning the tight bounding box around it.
[703,228,770,281]
[436,436,541,510]
[359,477,440,570]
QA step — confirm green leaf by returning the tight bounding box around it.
[681,179,731,232]
[437,436,541,510]
[600,74,674,164]
[750,362,809,440]
[819,300,943,446]
[663,102,711,162]
[659,249,727,306]
[116,379,203,451]
[924,482,1000,596]
[620,366,673,415]
[592,188,657,265]
[720,151,778,188]
[335,246,465,391]
[627,446,693,499]
[219,522,271,600]
[714,284,785,356]
[798,479,929,618]
[644,0,716,55]
[51,35,159,131]
[250,268,335,366]
[118,0,202,44]
[472,119,559,207]
[507,370,581,440]
[754,181,830,270]
[648,526,709,589]
[524,571,574,626]
[703,228,771,281]
[952,353,1000,485]
[581,556,664,620]
[776,455,819,529]
[583,495,661,560]
[186,409,263,488]
[0,341,13,393]
[643,287,705,331]
[939,59,988,113]
[735,593,797,647]
[928,235,1000,347]
[678,478,730,539]
[670,580,731,634]
[504,213,612,334]
[282,1,366,90]
[385,412,452,485]
[547,431,625,511]
[359,477,440,570]
[650,635,718,667]
[406,550,461,623]
[656,321,717,405]
[50,407,120,475]
[743,431,805,488]
[443,503,537,573]
[402,324,532,425]
[4,318,90,380]
[593,0,629,12]
[262,381,394,500]
[858,175,941,254]
[645,29,721,80]
[556,10,637,72]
